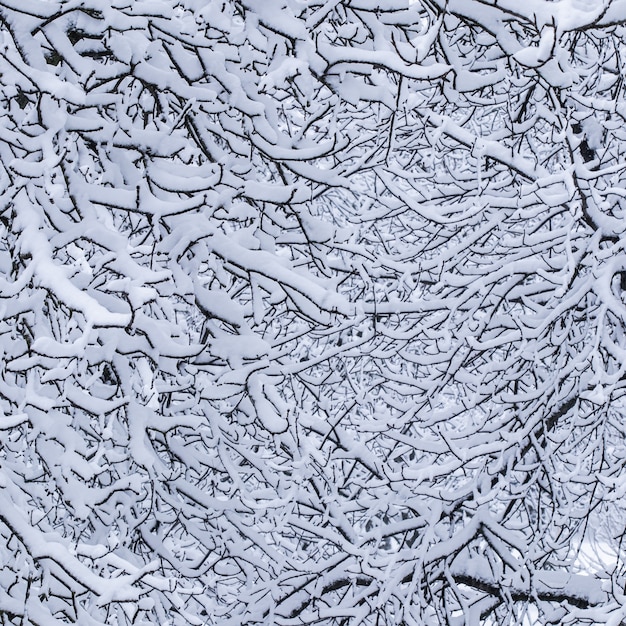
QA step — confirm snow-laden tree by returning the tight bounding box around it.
[1,0,626,624]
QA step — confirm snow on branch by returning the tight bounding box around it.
[0,0,626,624]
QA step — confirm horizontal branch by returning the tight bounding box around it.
[451,557,607,609]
